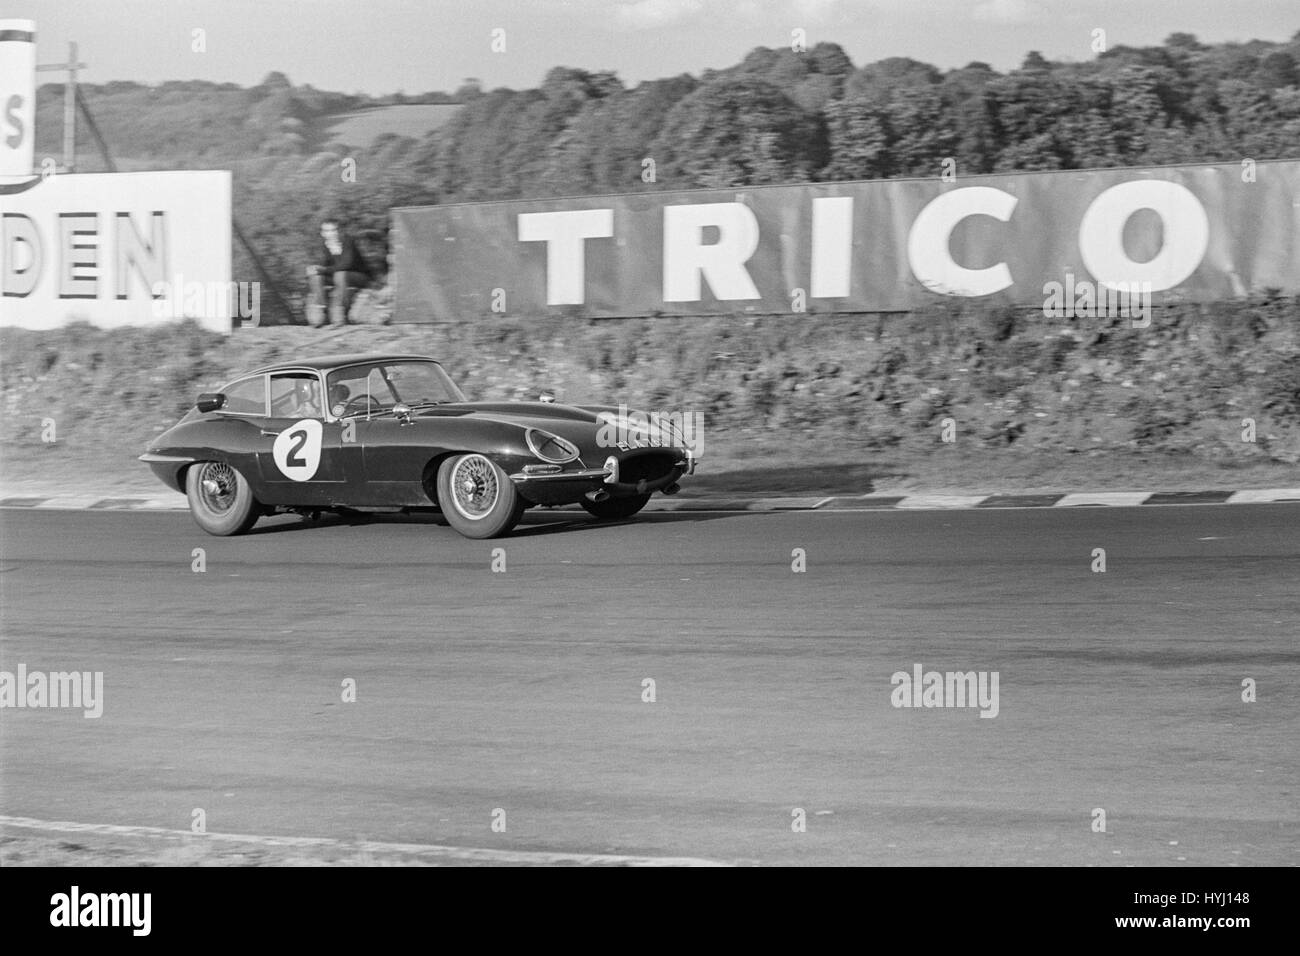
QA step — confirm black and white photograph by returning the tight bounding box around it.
[0,0,1294,925]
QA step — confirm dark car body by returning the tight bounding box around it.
[141,353,696,536]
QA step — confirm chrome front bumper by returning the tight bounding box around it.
[509,450,696,486]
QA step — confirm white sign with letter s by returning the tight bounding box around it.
[0,19,36,179]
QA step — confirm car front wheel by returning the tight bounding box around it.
[186,461,261,536]
[437,454,524,539]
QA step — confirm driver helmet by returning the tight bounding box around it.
[293,379,320,415]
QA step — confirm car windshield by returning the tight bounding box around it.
[325,360,466,418]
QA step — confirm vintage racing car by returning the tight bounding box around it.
[139,353,697,538]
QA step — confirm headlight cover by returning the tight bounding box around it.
[526,428,580,463]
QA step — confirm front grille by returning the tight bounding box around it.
[619,452,676,483]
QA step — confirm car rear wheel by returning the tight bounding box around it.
[186,461,261,536]
[437,454,524,539]
[580,493,652,521]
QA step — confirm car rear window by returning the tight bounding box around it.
[222,376,267,415]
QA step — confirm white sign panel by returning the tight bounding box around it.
[0,19,35,179]
[0,170,234,332]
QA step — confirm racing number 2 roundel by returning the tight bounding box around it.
[272,419,323,481]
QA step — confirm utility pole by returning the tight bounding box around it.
[35,41,85,172]
[25,39,298,324]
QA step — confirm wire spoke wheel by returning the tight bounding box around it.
[450,454,499,519]
[196,461,238,515]
[185,460,261,536]
[437,454,523,539]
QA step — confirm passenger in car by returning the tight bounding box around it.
[328,383,352,417]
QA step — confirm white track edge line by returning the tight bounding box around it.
[0,814,728,867]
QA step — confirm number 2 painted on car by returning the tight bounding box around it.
[285,430,307,467]
[272,419,323,481]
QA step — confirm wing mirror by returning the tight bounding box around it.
[196,392,225,413]
[392,402,414,425]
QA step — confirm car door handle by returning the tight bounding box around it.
[259,428,280,437]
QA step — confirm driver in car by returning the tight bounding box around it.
[290,379,324,419]
[329,382,352,418]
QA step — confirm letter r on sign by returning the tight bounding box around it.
[663,203,761,302]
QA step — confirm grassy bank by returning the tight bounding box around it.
[2,297,1298,496]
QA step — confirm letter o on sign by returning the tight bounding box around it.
[273,419,323,481]
[1079,180,1209,292]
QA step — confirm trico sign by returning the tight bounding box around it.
[393,160,1299,321]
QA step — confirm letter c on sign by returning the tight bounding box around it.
[907,187,1018,296]
[1079,180,1209,291]
[273,419,323,481]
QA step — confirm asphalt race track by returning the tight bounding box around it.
[1,504,1297,865]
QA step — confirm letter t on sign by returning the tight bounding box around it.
[517,209,613,306]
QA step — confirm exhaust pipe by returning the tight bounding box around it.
[585,489,610,503]
[663,482,680,496]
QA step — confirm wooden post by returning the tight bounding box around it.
[74,85,116,172]
[41,43,302,324]
[35,41,86,172]
[63,42,77,170]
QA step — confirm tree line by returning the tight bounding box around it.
[33,31,1300,321]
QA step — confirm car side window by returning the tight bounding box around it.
[221,376,267,416]
[269,372,325,419]
[325,366,395,416]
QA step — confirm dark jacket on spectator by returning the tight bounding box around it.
[318,235,372,279]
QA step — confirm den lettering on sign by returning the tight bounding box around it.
[1,209,168,300]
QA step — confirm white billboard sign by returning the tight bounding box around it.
[1,170,234,333]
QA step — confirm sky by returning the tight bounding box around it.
[9,0,1298,94]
